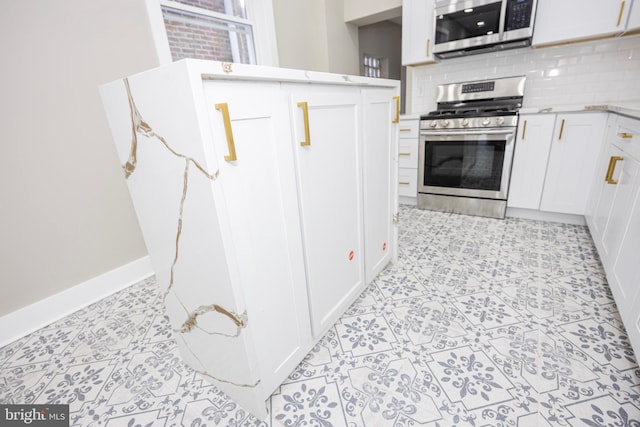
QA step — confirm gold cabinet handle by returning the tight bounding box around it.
[617,0,626,26]
[399,181,411,185]
[298,101,311,146]
[618,132,634,139]
[215,103,237,161]
[400,128,412,132]
[605,156,624,184]
[426,39,431,57]
[521,120,527,139]
[393,96,400,124]
[399,152,411,156]
[558,119,565,140]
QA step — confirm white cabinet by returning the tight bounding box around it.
[586,113,640,359]
[100,59,399,419]
[362,89,398,283]
[533,0,631,46]
[402,0,436,65]
[203,81,312,397]
[288,86,365,338]
[398,117,419,200]
[540,113,607,215]
[508,114,556,209]
[627,0,640,31]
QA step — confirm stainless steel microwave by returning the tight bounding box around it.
[433,0,537,58]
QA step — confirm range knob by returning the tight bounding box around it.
[440,119,450,128]
[482,118,491,127]
[496,117,505,125]
[461,118,470,127]
[429,120,438,128]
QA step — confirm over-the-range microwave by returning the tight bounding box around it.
[433,0,537,59]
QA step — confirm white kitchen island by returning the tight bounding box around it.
[100,59,400,419]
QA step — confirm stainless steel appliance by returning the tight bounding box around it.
[434,0,537,59]
[418,76,525,219]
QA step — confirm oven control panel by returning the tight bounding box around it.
[421,115,519,130]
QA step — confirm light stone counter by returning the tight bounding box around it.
[520,103,640,119]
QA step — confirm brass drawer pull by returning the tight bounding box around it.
[399,181,411,185]
[618,132,634,139]
[215,103,237,161]
[298,102,311,146]
[605,156,624,184]
[558,119,565,140]
[399,152,411,156]
[617,1,626,26]
[400,128,412,132]
[393,96,400,124]
[521,120,527,139]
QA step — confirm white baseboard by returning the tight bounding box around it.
[0,256,154,348]
[506,207,586,225]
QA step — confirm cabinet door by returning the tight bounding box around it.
[289,86,365,338]
[507,114,556,209]
[540,113,607,215]
[627,0,640,31]
[603,155,640,287]
[589,144,623,266]
[402,0,436,65]
[617,183,640,357]
[533,0,629,46]
[204,81,311,395]
[362,89,397,283]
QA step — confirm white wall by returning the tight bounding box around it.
[0,0,160,316]
[408,35,640,114]
[344,0,402,26]
[272,0,359,75]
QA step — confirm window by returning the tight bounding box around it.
[363,54,382,78]
[161,0,256,64]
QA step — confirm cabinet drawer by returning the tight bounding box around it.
[399,138,419,169]
[614,116,640,161]
[398,167,417,197]
[399,119,419,138]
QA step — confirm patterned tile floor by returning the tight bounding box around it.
[1,206,639,426]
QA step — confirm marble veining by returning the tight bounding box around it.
[1,206,639,426]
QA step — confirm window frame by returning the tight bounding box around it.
[144,0,278,66]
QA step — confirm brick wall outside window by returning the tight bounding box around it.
[162,0,254,63]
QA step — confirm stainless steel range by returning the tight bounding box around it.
[418,76,526,219]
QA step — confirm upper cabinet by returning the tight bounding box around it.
[402,0,436,65]
[533,0,632,46]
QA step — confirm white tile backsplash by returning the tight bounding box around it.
[409,34,640,113]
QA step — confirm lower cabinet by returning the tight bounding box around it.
[540,112,607,215]
[398,117,419,199]
[287,85,365,338]
[586,112,640,358]
[508,114,556,209]
[100,60,399,419]
[508,112,607,215]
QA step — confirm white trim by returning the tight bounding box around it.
[145,0,173,65]
[506,207,586,225]
[0,256,154,348]
[247,0,279,66]
[161,0,253,26]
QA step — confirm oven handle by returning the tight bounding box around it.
[420,129,516,136]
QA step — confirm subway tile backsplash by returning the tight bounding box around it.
[409,34,640,114]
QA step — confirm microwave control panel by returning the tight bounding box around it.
[505,0,534,31]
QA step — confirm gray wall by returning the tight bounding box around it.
[358,20,402,80]
[0,0,159,316]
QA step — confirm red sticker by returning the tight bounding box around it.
[382,242,387,251]
[348,251,355,261]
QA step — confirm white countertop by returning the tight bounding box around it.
[520,103,640,119]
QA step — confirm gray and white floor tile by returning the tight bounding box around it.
[1,206,639,426]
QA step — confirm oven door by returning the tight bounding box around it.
[434,0,504,55]
[418,128,516,200]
